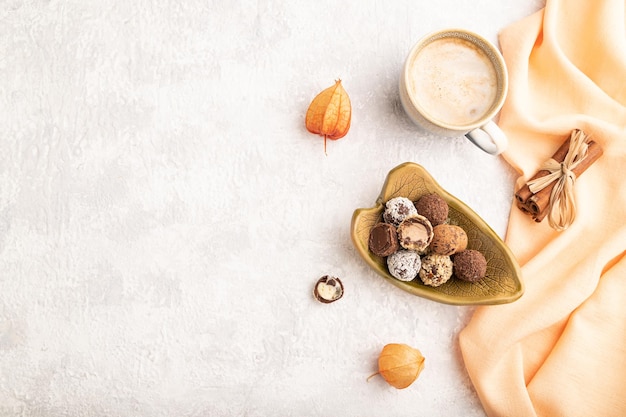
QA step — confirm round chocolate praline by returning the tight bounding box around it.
[397,214,433,253]
[418,254,453,287]
[414,193,449,226]
[430,224,468,256]
[387,250,421,282]
[383,197,418,226]
[368,222,400,257]
[453,250,487,282]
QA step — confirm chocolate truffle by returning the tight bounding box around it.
[368,222,400,257]
[430,224,468,256]
[387,250,421,282]
[418,254,453,287]
[383,197,418,226]
[414,193,449,226]
[397,215,434,253]
[313,275,344,303]
[453,250,487,282]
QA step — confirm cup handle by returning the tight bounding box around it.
[465,121,508,155]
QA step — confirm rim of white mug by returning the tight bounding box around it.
[402,28,509,132]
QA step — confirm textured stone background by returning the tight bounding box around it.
[1,1,544,416]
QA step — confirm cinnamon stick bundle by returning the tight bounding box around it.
[515,129,603,224]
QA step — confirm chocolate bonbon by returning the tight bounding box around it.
[387,250,421,282]
[383,197,418,226]
[418,254,453,287]
[453,250,487,282]
[414,193,449,226]
[397,215,433,253]
[314,275,344,303]
[368,222,400,257]
[430,224,468,256]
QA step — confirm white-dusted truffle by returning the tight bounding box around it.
[383,197,418,226]
[418,254,453,287]
[387,250,421,281]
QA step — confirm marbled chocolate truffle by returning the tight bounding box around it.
[418,254,453,287]
[397,214,433,253]
[430,224,468,256]
[368,222,400,257]
[383,197,418,226]
[387,250,421,282]
[453,250,487,282]
[414,193,449,226]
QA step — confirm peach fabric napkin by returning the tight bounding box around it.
[459,0,626,416]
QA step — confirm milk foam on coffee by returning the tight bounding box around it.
[408,37,498,127]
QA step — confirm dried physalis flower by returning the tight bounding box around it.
[313,275,344,303]
[367,343,425,389]
[305,80,351,154]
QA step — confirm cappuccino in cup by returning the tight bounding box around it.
[399,29,508,155]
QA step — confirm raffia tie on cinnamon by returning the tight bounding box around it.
[515,129,603,231]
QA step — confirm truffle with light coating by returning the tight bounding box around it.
[387,250,421,281]
[414,193,448,226]
[397,214,433,252]
[418,254,453,287]
[383,197,418,226]
[430,224,468,256]
[453,250,487,282]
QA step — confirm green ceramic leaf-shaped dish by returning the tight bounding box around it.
[351,162,523,306]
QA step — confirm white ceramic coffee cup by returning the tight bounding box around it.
[399,29,508,155]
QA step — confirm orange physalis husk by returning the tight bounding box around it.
[367,343,425,389]
[305,79,351,154]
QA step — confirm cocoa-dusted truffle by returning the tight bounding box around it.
[383,197,418,226]
[418,254,453,287]
[430,224,468,256]
[368,222,400,257]
[387,250,421,281]
[414,193,448,226]
[453,250,487,282]
[397,214,433,253]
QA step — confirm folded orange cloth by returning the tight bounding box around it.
[460,1,626,416]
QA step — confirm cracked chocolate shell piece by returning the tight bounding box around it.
[397,214,434,252]
[314,275,344,303]
[418,254,453,287]
[383,197,418,226]
[414,193,449,226]
[368,222,400,257]
[430,224,468,256]
[453,250,487,282]
[387,250,421,281]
